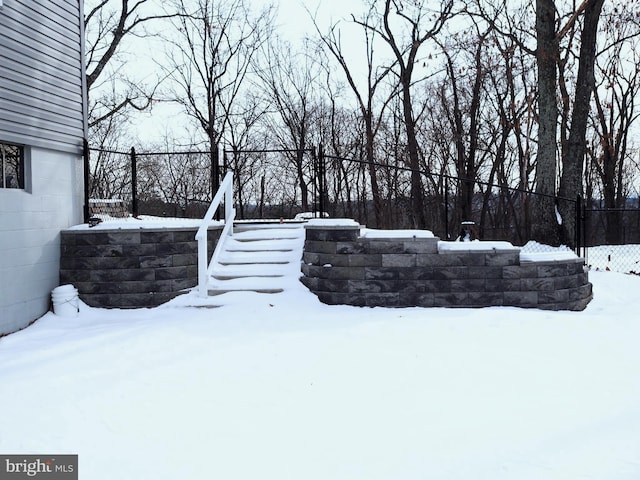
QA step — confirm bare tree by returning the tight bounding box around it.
[256,38,324,212]
[587,1,640,242]
[533,0,605,246]
[163,0,274,196]
[84,0,178,135]
[354,0,454,229]
[313,4,398,227]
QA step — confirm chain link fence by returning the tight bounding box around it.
[583,208,640,275]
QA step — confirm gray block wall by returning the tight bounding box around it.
[301,223,593,311]
[60,226,222,308]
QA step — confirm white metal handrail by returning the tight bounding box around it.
[195,172,235,297]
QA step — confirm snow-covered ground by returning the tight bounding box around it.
[1,228,640,479]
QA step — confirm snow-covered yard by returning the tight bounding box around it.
[1,261,639,478]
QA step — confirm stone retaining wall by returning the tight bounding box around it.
[60,226,222,308]
[301,222,593,311]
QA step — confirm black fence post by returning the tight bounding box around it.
[131,147,138,217]
[575,195,581,255]
[444,176,450,240]
[318,144,325,218]
[83,139,90,222]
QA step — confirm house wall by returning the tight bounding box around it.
[0,0,86,335]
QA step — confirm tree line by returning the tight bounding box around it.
[85,0,640,246]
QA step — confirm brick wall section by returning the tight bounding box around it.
[301,224,593,311]
[60,226,222,308]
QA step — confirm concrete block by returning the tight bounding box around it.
[451,279,486,292]
[382,254,416,268]
[319,253,352,267]
[349,280,385,293]
[402,239,439,254]
[140,231,173,244]
[73,232,110,246]
[366,240,406,254]
[122,243,157,256]
[417,279,450,293]
[365,267,401,280]
[336,241,367,254]
[349,254,383,267]
[173,253,198,267]
[554,275,581,290]
[485,252,519,267]
[306,228,359,242]
[89,268,155,282]
[140,255,173,268]
[305,240,337,254]
[521,277,555,291]
[302,252,320,265]
[569,283,593,302]
[365,292,399,307]
[468,266,503,279]
[434,292,469,307]
[172,278,197,291]
[157,242,197,255]
[300,276,318,291]
[323,266,364,280]
[538,289,571,304]
[504,291,538,307]
[316,291,366,306]
[469,292,503,306]
[316,278,349,293]
[432,267,468,280]
[60,269,92,283]
[108,231,142,245]
[537,264,568,278]
[156,266,195,281]
[404,293,435,307]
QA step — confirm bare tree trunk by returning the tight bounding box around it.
[558,0,604,247]
[532,0,560,245]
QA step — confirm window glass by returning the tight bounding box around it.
[1,142,24,189]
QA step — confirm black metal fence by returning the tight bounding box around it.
[84,144,640,274]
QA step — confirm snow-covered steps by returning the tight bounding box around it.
[207,223,305,296]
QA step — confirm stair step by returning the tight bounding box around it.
[208,288,284,296]
[218,252,295,264]
[232,229,302,241]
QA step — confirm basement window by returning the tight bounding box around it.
[1,142,25,189]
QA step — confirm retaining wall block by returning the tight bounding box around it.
[365,293,400,307]
[521,277,556,292]
[305,228,359,242]
[382,254,417,268]
[485,252,520,267]
[469,292,504,307]
[404,293,436,307]
[402,239,439,254]
[306,240,338,254]
[433,292,469,307]
[366,240,407,254]
[348,254,383,267]
[504,291,538,307]
[335,242,367,255]
[451,279,486,293]
[365,267,401,281]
